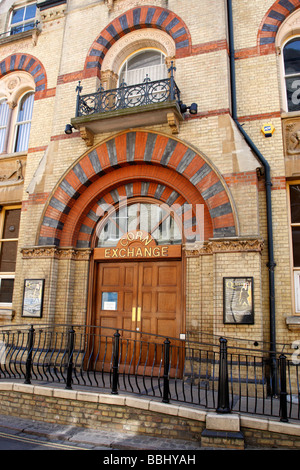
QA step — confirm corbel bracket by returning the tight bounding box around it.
[79,126,94,147]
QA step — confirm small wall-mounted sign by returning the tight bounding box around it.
[261,123,275,138]
[223,277,254,324]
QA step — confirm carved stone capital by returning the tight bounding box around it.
[210,237,264,254]
[104,0,114,11]
[165,56,176,73]
[21,246,92,261]
[183,241,209,257]
[100,69,118,90]
[184,238,264,257]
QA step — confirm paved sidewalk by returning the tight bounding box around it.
[0,414,203,451]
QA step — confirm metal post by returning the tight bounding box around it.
[111,330,120,395]
[119,80,126,109]
[279,354,288,422]
[65,326,75,390]
[162,338,170,404]
[143,75,150,105]
[24,325,34,384]
[216,337,231,413]
[168,61,176,100]
[75,81,82,117]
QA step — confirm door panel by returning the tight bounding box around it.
[93,259,182,374]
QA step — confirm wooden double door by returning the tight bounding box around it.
[93,260,183,373]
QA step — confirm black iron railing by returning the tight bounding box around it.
[0,323,299,422]
[0,21,40,38]
[75,64,181,117]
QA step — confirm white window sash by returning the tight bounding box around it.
[10,4,37,35]
[13,93,34,152]
[120,63,168,86]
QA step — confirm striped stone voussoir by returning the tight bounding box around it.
[38,131,236,247]
[84,5,191,76]
[0,53,47,94]
[259,0,300,45]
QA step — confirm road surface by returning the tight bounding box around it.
[0,429,91,450]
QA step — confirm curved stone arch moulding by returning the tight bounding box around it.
[258,0,300,47]
[37,130,238,247]
[84,5,192,78]
[0,53,47,97]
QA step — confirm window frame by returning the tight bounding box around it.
[118,48,168,86]
[0,89,34,155]
[12,91,35,153]
[280,35,300,114]
[0,205,21,308]
[96,200,182,248]
[9,2,37,36]
[0,98,9,153]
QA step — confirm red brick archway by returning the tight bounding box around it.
[38,130,237,247]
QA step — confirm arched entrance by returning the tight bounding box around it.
[37,130,238,350]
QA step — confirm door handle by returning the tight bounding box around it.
[137,307,141,322]
[132,307,136,322]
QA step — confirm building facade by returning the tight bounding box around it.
[0,0,299,355]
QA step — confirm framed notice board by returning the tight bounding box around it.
[223,277,254,324]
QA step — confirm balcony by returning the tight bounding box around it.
[69,67,192,145]
[0,21,41,46]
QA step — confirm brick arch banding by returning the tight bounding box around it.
[75,177,213,248]
[84,5,192,78]
[38,130,237,247]
[258,0,300,47]
[0,53,47,97]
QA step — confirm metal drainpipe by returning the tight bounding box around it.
[227,0,277,392]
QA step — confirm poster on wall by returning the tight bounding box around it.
[22,279,45,318]
[223,277,254,324]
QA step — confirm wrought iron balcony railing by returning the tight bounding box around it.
[75,65,181,117]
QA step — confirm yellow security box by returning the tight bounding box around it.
[261,123,275,137]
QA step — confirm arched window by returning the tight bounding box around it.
[119,50,168,86]
[96,202,182,247]
[13,92,34,152]
[283,38,300,112]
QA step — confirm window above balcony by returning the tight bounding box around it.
[119,50,168,86]
[68,30,198,145]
